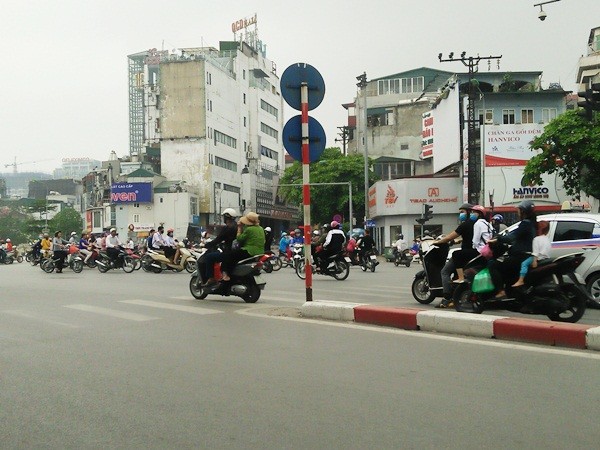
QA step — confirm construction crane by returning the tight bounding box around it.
[4,157,54,173]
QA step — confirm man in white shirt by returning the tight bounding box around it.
[105,228,122,263]
[152,226,166,250]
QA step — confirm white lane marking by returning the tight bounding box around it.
[236,307,600,361]
[120,300,222,315]
[2,310,81,328]
[64,304,159,322]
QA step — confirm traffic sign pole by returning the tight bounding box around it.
[301,82,313,301]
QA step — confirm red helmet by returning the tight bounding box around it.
[167,228,174,233]
[471,205,486,215]
[330,221,339,229]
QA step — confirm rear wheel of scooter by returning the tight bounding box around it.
[185,259,196,273]
[122,257,135,273]
[86,259,97,269]
[333,260,350,281]
[243,284,261,303]
[71,259,84,273]
[547,284,587,323]
[6,256,14,265]
[25,253,32,262]
[141,255,153,272]
[411,276,435,304]
[151,264,163,273]
[453,283,483,314]
[43,260,55,273]
[16,255,23,263]
[189,276,208,299]
[296,260,306,280]
[98,263,109,273]
[262,259,273,273]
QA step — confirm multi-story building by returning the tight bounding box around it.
[347,69,571,249]
[577,26,600,89]
[53,157,102,180]
[126,18,297,234]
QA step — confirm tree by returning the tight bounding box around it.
[278,147,378,226]
[48,208,84,236]
[523,110,600,200]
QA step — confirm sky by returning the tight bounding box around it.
[1,0,599,174]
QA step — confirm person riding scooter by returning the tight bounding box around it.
[314,221,346,272]
[200,208,239,286]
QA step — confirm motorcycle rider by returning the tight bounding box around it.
[491,214,507,234]
[79,233,92,265]
[430,203,475,308]
[105,228,123,265]
[264,226,274,253]
[165,228,178,263]
[356,229,377,265]
[451,205,492,283]
[486,200,537,300]
[41,233,52,258]
[278,232,290,259]
[314,221,346,272]
[52,231,69,273]
[69,232,78,245]
[393,234,408,257]
[200,208,238,286]
[0,239,6,264]
[220,211,265,282]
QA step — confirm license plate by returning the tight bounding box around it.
[369,255,377,260]
[254,274,266,285]
[344,256,351,263]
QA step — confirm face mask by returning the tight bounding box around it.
[459,212,467,221]
[469,213,478,221]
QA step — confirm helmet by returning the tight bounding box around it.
[110,228,116,233]
[459,203,473,211]
[398,234,404,240]
[517,200,535,214]
[281,232,287,236]
[167,228,174,233]
[70,232,77,236]
[492,214,504,223]
[471,205,486,215]
[424,230,431,236]
[330,221,339,229]
[294,228,301,234]
[6,238,10,242]
[313,230,320,236]
[222,208,238,219]
[264,227,272,232]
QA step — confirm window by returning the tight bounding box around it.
[261,145,279,160]
[374,161,412,180]
[478,109,493,125]
[521,109,534,124]
[214,130,237,148]
[243,93,246,104]
[206,72,212,85]
[243,117,246,127]
[260,99,278,119]
[502,109,515,124]
[207,99,213,112]
[400,144,409,150]
[133,214,140,223]
[554,221,594,242]
[215,156,238,172]
[190,197,198,216]
[243,69,246,80]
[261,122,278,140]
[542,108,557,123]
[378,76,423,95]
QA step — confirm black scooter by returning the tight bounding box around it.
[411,242,451,304]
[189,253,269,303]
[453,252,590,323]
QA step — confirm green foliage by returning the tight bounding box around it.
[0,202,40,244]
[278,147,378,226]
[523,110,600,199]
[48,208,84,236]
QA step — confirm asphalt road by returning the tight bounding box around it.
[1,261,599,449]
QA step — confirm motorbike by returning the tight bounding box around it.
[143,247,196,273]
[6,250,23,263]
[295,251,351,281]
[453,251,590,323]
[189,253,270,303]
[393,248,412,268]
[96,248,136,273]
[41,252,84,273]
[411,242,477,304]
[0,252,14,265]
[261,251,282,273]
[359,249,379,273]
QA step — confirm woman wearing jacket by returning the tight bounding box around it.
[220,211,265,283]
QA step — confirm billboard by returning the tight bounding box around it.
[484,124,543,166]
[110,182,153,203]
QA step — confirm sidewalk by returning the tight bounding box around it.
[301,301,600,351]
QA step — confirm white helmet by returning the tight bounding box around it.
[70,232,77,236]
[222,208,238,219]
[264,227,272,232]
[313,230,320,236]
[6,238,10,242]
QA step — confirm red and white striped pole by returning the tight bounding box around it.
[300,81,313,301]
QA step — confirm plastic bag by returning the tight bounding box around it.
[479,243,494,260]
[471,268,495,293]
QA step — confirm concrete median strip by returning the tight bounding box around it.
[300,301,600,351]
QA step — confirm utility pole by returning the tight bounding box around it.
[438,52,502,205]
[334,126,351,156]
[356,72,369,226]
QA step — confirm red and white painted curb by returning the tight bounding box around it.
[301,301,600,351]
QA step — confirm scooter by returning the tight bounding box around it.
[96,248,135,273]
[145,246,196,273]
[189,253,270,303]
[412,242,462,304]
[453,252,590,323]
[359,249,379,273]
[393,248,412,267]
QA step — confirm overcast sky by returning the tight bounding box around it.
[1,0,599,174]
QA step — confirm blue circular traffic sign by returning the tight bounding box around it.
[280,63,325,111]
[282,115,326,163]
